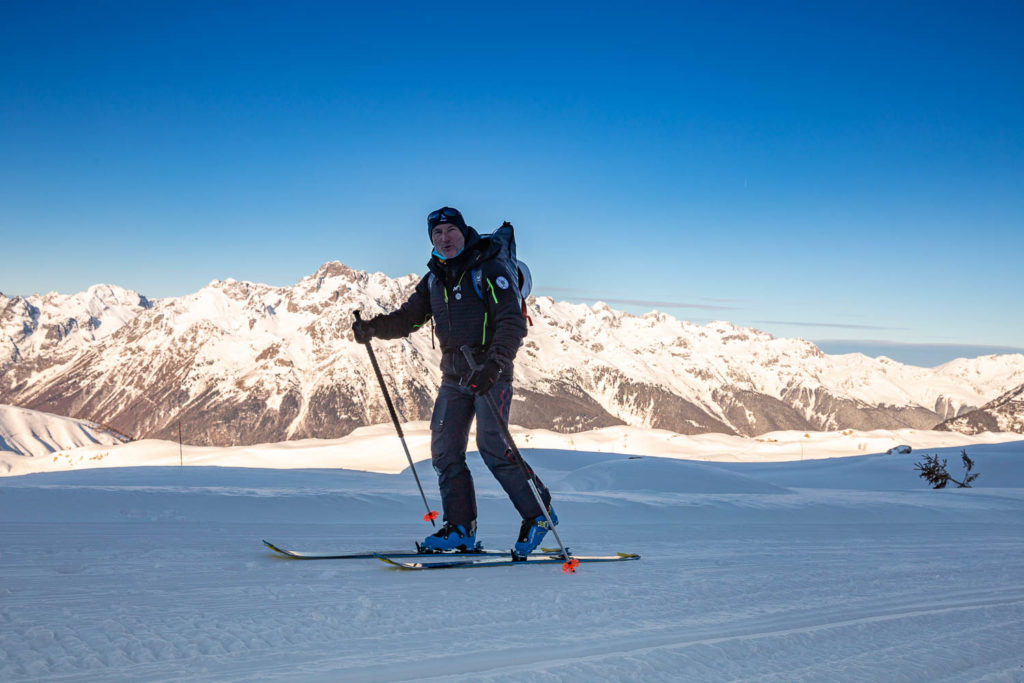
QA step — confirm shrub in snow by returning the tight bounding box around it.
[914,449,978,489]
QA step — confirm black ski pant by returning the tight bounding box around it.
[430,380,551,529]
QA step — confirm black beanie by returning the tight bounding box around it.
[427,206,469,240]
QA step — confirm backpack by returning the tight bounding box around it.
[471,221,533,327]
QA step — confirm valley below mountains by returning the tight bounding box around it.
[3,262,1023,447]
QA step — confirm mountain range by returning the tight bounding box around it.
[3,262,1023,446]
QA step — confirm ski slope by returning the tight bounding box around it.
[2,440,1023,681]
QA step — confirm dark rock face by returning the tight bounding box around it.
[716,389,815,436]
[510,384,625,433]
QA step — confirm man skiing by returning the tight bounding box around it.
[351,206,556,556]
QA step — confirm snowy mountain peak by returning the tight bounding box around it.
[1,283,153,372]
[307,260,357,282]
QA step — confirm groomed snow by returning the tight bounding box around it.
[2,439,1023,681]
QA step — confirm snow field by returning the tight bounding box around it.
[3,407,1020,476]
[1,442,1023,681]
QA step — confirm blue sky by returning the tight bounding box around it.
[1,1,1022,366]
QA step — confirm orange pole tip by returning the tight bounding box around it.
[561,558,580,573]
[423,510,440,522]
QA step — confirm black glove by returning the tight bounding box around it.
[468,359,502,395]
[352,318,376,344]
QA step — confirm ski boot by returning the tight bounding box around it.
[513,508,558,558]
[418,520,477,553]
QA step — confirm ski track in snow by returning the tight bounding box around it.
[2,444,1024,681]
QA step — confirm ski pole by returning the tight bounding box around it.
[355,311,438,526]
[460,345,577,572]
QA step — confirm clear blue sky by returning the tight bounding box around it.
[2,1,1022,366]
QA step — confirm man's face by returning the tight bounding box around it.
[431,223,465,259]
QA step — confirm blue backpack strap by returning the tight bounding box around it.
[471,268,484,300]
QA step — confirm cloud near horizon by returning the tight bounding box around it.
[577,298,736,311]
[754,320,910,332]
[812,339,1024,367]
[544,289,738,311]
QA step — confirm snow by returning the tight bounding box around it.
[2,434,1023,680]
[0,284,149,355]
[2,405,1021,476]
[0,405,123,460]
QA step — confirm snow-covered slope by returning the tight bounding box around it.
[1,419,1017,478]
[936,382,1024,435]
[0,404,128,461]
[3,263,1023,447]
[1,440,1022,680]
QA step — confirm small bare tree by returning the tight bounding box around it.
[914,449,979,489]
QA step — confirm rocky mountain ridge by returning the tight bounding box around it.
[3,262,1023,446]
[936,382,1024,435]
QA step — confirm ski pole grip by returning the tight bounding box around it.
[460,345,483,371]
[354,310,372,346]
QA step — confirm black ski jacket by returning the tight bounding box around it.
[369,228,528,382]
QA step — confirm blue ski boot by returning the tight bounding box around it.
[418,520,477,553]
[513,508,558,557]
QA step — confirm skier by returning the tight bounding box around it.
[351,206,556,556]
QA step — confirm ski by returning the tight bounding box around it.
[375,551,640,570]
[262,539,563,560]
